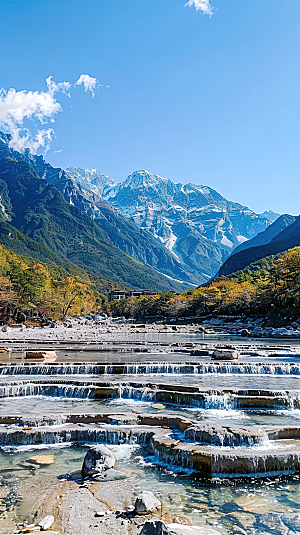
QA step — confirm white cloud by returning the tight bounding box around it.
[46,76,71,97]
[53,149,62,154]
[8,127,54,154]
[0,74,100,154]
[184,0,214,17]
[0,87,61,126]
[75,74,98,97]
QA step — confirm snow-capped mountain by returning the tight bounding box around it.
[65,167,116,198]
[101,170,272,280]
[0,131,275,288]
[259,210,280,222]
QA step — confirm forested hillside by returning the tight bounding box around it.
[0,244,105,322]
[108,247,300,324]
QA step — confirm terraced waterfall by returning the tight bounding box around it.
[1,321,300,534]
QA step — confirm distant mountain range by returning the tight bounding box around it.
[66,167,275,284]
[219,214,300,276]
[0,131,287,291]
[0,133,188,293]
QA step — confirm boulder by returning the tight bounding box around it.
[81,445,115,478]
[211,349,239,361]
[26,454,54,466]
[135,491,161,515]
[140,519,170,534]
[38,515,54,530]
[240,329,250,337]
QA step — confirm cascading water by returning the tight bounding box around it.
[0,382,96,399]
[2,361,300,376]
[118,384,156,402]
[0,426,153,447]
[184,424,270,447]
[0,363,103,376]
[203,392,237,411]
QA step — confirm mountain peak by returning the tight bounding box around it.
[65,167,116,198]
[124,170,172,189]
[260,210,280,222]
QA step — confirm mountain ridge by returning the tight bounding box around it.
[0,139,190,292]
[102,169,273,281]
[0,134,198,287]
[0,133,278,288]
[219,215,300,276]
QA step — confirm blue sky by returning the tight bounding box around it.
[0,0,299,215]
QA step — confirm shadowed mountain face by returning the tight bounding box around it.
[227,214,296,257]
[219,214,300,276]
[0,135,189,292]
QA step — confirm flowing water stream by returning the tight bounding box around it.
[0,327,299,533]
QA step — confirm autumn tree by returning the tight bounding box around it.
[50,277,94,318]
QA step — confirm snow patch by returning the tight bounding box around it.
[236,235,248,244]
[0,197,10,220]
[154,269,196,286]
[199,187,211,195]
[220,236,234,248]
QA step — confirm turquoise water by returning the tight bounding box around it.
[0,443,300,534]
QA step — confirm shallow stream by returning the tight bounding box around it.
[0,327,300,533]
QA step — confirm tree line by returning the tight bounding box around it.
[0,245,106,323]
[1,243,300,324]
[108,247,300,324]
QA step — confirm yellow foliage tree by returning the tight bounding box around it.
[50,277,94,319]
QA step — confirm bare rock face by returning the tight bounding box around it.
[81,445,115,478]
[25,351,57,362]
[135,491,161,515]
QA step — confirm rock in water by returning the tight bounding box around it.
[38,515,54,530]
[25,350,57,362]
[235,495,270,514]
[240,329,250,337]
[92,468,127,481]
[167,525,221,534]
[212,349,239,361]
[135,491,161,514]
[140,519,170,534]
[81,445,115,478]
[26,454,54,466]
[258,512,300,533]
